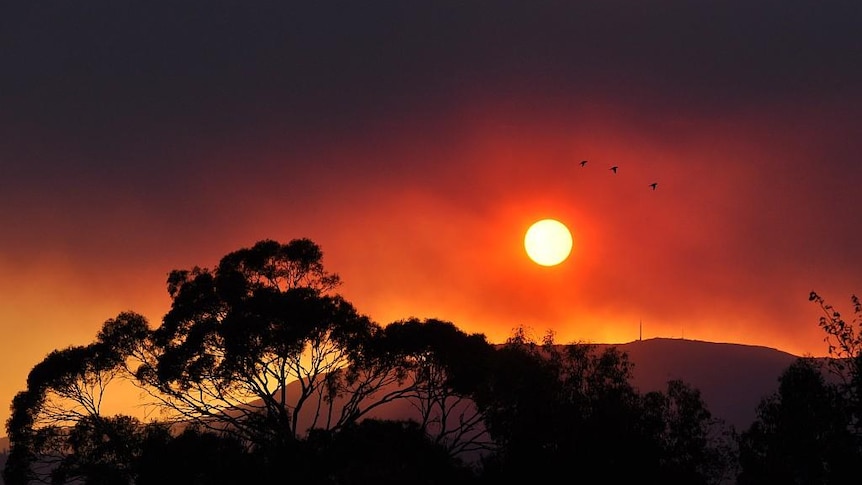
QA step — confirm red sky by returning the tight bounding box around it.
[1,1,861,428]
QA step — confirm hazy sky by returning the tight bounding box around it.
[2,1,861,427]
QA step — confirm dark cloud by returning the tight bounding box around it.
[3,1,860,134]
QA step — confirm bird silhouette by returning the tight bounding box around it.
[609,166,618,173]
[580,160,588,167]
[649,182,658,190]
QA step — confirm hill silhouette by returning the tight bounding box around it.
[601,338,799,430]
[277,337,798,433]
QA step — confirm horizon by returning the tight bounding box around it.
[0,335,816,444]
[0,333,822,438]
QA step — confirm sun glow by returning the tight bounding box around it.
[524,219,573,266]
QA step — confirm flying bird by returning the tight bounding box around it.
[580,160,588,167]
[649,182,658,190]
[609,166,618,173]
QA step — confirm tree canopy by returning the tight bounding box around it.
[5,238,748,484]
[734,292,862,483]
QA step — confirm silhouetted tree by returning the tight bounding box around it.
[3,312,150,485]
[126,238,501,466]
[135,425,255,485]
[475,328,657,482]
[362,318,496,458]
[643,380,739,484]
[3,238,753,484]
[469,327,560,478]
[809,291,862,435]
[302,419,477,485]
[4,239,502,484]
[49,415,147,485]
[132,239,383,449]
[738,358,860,484]
[475,328,734,484]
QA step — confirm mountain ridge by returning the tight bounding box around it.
[595,337,799,430]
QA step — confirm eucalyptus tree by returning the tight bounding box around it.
[3,312,151,485]
[133,238,498,459]
[131,238,384,449]
[5,237,503,484]
[362,318,496,459]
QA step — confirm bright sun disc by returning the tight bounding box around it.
[524,219,573,266]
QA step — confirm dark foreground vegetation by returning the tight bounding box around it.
[3,239,862,484]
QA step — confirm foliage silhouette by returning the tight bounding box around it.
[3,313,148,484]
[809,291,862,435]
[49,415,148,485]
[300,419,477,485]
[738,357,860,484]
[134,425,254,485]
[363,317,496,457]
[474,328,735,484]
[644,380,739,484]
[136,238,382,448]
[4,238,744,484]
[726,291,862,483]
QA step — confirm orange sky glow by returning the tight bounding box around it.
[2,1,861,429]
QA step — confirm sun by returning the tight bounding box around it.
[524,219,573,266]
